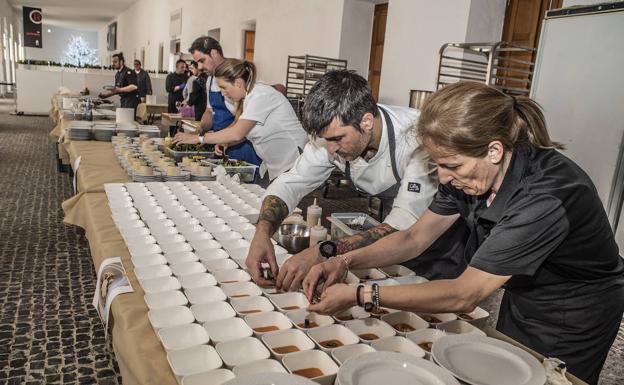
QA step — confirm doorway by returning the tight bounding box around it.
[367,3,388,100]
[243,31,255,61]
[499,0,563,90]
[158,43,164,72]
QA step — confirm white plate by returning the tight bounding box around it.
[431,334,546,385]
[223,372,316,385]
[338,351,460,385]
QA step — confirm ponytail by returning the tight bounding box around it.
[214,58,258,121]
[511,96,564,150]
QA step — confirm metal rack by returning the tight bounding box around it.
[285,55,347,115]
[435,42,535,96]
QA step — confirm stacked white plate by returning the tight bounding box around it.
[164,171,191,182]
[431,334,546,385]
[93,124,116,141]
[138,125,161,138]
[117,123,139,138]
[68,125,92,140]
[336,351,460,385]
[132,170,164,182]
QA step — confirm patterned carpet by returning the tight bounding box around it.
[0,109,621,384]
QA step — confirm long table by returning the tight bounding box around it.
[59,137,587,385]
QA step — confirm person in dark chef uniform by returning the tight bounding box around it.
[133,59,152,102]
[304,81,624,385]
[99,53,139,110]
[165,59,189,136]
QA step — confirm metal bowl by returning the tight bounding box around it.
[273,224,310,254]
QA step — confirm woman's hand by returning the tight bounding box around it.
[215,144,228,156]
[302,257,347,302]
[307,283,356,315]
[173,133,200,145]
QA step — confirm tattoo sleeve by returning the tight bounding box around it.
[258,195,290,235]
[336,223,397,255]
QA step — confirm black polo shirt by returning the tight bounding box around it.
[115,65,139,108]
[429,144,624,382]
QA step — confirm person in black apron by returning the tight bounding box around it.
[245,70,467,292]
[305,82,624,384]
[99,53,139,112]
[345,106,469,280]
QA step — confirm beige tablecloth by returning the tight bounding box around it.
[63,193,177,385]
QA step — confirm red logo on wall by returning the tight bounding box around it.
[29,10,42,24]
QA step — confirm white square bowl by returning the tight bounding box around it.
[202,258,239,272]
[164,251,199,265]
[344,318,396,343]
[379,265,416,278]
[144,290,188,310]
[178,272,217,289]
[131,253,167,268]
[331,343,376,365]
[282,349,338,385]
[215,336,270,368]
[405,328,447,359]
[183,231,214,243]
[167,345,222,380]
[203,317,253,344]
[139,276,181,294]
[370,335,426,359]
[189,239,222,252]
[435,319,486,337]
[160,242,193,255]
[381,311,429,336]
[181,369,235,385]
[306,324,360,353]
[261,328,316,360]
[213,269,251,284]
[286,309,334,330]
[268,292,309,312]
[190,301,236,323]
[158,323,210,351]
[134,264,172,280]
[230,295,274,317]
[195,248,230,262]
[244,311,292,336]
[147,305,194,330]
[184,285,226,304]
[454,306,490,328]
[232,358,286,377]
[220,281,262,299]
[333,306,371,323]
[171,261,206,277]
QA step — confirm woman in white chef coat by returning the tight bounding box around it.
[173,58,308,185]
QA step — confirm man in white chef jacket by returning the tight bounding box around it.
[247,70,469,290]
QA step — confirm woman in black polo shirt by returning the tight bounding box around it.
[304,81,624,384]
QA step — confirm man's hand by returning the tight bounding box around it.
[173,132,200,145]
[276,245,324,292]
[302,257,347,302]
[174,85,181,92]
[307,283,356,315]
[245,232,279,287]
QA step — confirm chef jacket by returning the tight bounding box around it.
[115,65,139,108]
[266,104,435,231]
[429,144,624,383]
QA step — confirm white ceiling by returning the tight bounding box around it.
[8,0,137,30]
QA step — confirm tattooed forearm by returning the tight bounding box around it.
[336,223,397,255]
[258,195,290,235]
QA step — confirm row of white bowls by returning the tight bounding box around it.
[104,181,489,385]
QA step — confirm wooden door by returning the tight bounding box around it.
[368,3,388,100]
[499,0,563,91]
[244,31,255,61]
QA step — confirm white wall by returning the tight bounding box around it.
[24,24,98,64]
[338,0,375,77]
[100,0,348,84]
[378,0,506,106]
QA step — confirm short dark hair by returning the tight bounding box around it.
[190,61,198,69]
[301,70,378,137]
[134,59,141,65]
[112,53,125,63]
[188,36,223,56]
[176,59,186,66]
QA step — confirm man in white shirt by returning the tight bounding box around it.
[247,70,469,290]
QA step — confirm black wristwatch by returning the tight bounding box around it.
[318,240,338,259]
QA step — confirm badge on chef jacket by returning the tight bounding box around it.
[127,71,132,75]
[407,182,421,193]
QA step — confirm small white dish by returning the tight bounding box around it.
[286,309,334,330]
[381,311,429,336]
[195,248,230,262]
[158,323,210,351]
[134,264,172,280]
[147,305,194,330]
[221,281,262,299]
[144,290,188,310]
[178,272,217,289]
[203,317,253,344]
[268,292,309,312]
[215,336,270,368]
[202,258,239,272]
[131,253,167,268]
[331,343,376,365]
[164,251,199,265]
[167,345,222,380]
[191,301,236,323]
[345,318,396,344]
[370,336,426,358]
[212,268,252,285]
[181,369,235,385]
[171,261,206,276]
[232,358,286,377]
[244,311,292,336]
[307,324,360,353]
[282,349,338,385]
[184,285,226,304]
[139,276,181,293]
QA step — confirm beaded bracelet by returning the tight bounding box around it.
[372,283,380,313]
[356,284,364,307]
